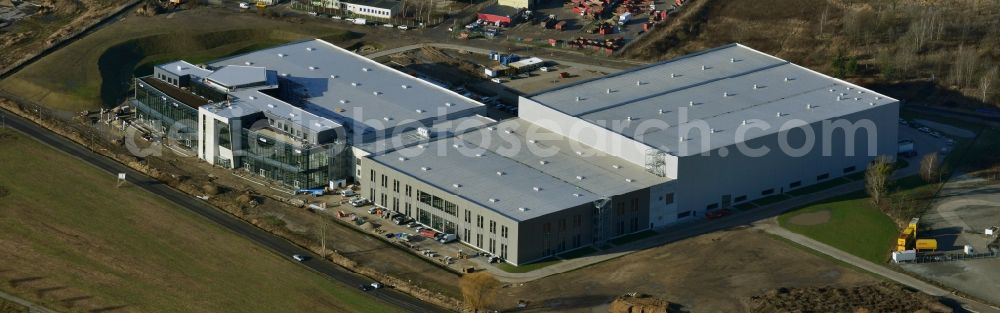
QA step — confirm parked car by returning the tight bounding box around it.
[397,25,409,30]
[370,282,383,289]
[918,127,931,133]
[332,15,343,20]
[292,254,307,262]
[491,78,502,83]
[238,2,250,8]
[929,131,942,138]
[359,284,373,291]
[340,189,356,197]
[383,23,394,28]
[350,197,370,207]
[705,209,732,220]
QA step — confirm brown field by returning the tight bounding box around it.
[623,0,1000,109]
[0,128,397,313]
[498,226,880,312]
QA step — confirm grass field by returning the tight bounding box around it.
[0,9,359,112]
[778,173,942,264]
[496,257,560,273]
[778,191,898,263]
[0,129,396,313]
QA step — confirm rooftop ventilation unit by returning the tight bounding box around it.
[874,97,881,100]
[658,109,664,114]
[532,187,541,192]
[776,112,782,117]
[266,103,275,108]
[701,65,707,70]
[444,102,454,107]
[306,47,315,51]
[576,176,584,180]
[625,178,634,183]
[518,207,528,212]
[829,88,835,92]
[636,80,642,86]
[539,160,548,165]
[289,113,297,117]
[244,61,253,66]
[420,167,430,171]
[475,154,483,157]
[572,193,581,197]
[504,129,513,134]
[487,126,496,131]
[528,139,537,144]
[401,85,410,89]
[496,171,504,176]
[489,198,498,203]
[730,58,736,63]
[417,144,426,149]
[710,128,716,134]
[351,82,359,87]
[836,96,842,101]
[362,67,371,72]
[398,157,407,161]
[277,53,286,57]
[452,144,462,148]
[330,74,338,79]
[248,95,257,100]
[612,164,621,169]
[741,119,747,125]
[689,101,694,106]
[678,136,685,142]
[753,84,759,89]
[784,77,790,82]
[869,102,876,106]
[806,104,813,110]
[314,122,323,127]
[415,109,425,113]
[723,92,730,97]
[383,117,392,121]
[373,91,381,96]
[575,151,583,155]
[626,116,634,121]
[281,73,289,77]
[670,73,676,78]
[606,88,612,94]
[575,96,581,102]
[416,127,432,138]
[308,66,317,70]
[339,99,348,104]
[453,184,461,188]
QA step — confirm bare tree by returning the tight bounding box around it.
[460,271,500,312]
[981,66,998,103]
[866,156,896,207]
[920,152,941,183]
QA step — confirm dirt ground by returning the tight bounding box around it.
[0,0,131,72]
[498,227,881,312]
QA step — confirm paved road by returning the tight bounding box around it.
[0,289,54,313]
[0,109,447,313]
[366,43,627,74]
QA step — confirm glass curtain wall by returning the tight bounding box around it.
[133,79,199,147]
[236,128,341,189]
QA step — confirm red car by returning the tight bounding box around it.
[705,209,732,220]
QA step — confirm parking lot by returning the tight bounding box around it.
[309,189,504,273]
[466,0,676,53]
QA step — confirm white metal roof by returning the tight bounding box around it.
[204,65,273,88]
[369,118,669,221]
[528,44,898,156]
[207,39,485,133]
[156,60,213,79]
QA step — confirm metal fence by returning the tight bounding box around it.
[903,251,999,264]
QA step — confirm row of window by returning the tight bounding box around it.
[705,165,862,210]
[417,190,459,216]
